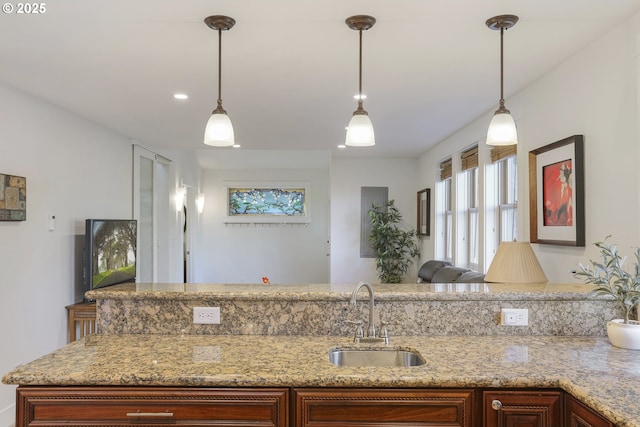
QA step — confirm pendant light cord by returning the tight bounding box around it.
[217,28,223,108]
[358,29,363,109]
[499,27,504,109]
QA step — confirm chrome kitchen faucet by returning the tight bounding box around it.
[350,282,389,344]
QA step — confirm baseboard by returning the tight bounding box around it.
[0,403,15,427]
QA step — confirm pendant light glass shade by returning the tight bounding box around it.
[485,15,518,147]
[346,111,375,146]
[486,111,518,146]
[345,15,376,147]
[204,111,234,147]
[203,15,235,147]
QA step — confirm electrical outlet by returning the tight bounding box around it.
[193,307,221,324]
[501,308,528,326]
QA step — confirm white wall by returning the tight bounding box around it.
[195,168,330,284]
[195,157,421,285]
[0,83,133,425]
[419,13,640,282]
[330,157,419,284]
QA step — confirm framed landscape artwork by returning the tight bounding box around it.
[228,187,306,217]
[223,181,311,224]
[528,135,585,246]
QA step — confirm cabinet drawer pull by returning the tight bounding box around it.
[126,411,174,417]
[491,399,503,411]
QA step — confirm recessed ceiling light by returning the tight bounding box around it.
[232,144,241,148]
[173,93,189,100]
[337,144,346,149]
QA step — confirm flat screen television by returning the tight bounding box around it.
[84,219,137,293]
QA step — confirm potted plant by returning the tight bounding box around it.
[369,200,420,283]
[574,237,640,349]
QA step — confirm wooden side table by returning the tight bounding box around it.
[65,301,96,342]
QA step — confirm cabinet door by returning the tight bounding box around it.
[483,390,562,427]
[564,394,613,427]
[16,386,288,427]
[294,388,474,427]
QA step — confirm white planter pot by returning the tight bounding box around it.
[606,319,640,350]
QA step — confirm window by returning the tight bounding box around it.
[438,159,453,262]
[461,146,478,270]
[435,144,517,273]
[492,146,517,243]
[444,179,452,262]
[467,168,479,269]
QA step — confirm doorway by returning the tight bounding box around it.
[132,145,172,283]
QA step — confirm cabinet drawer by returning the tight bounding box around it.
[17,386,288,427]
[294,388,474,427]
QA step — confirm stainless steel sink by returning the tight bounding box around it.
[329,348,426,367]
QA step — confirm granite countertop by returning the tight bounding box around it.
[3,334,639,426]
[86,282,602,301]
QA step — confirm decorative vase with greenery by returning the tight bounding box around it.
[574,237,640,349]
[369,200,420,283]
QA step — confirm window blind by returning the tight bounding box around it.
[461,146,478,171]
[440,158,452,181]
[490,145,517,163]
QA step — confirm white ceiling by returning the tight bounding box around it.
[2,0,640,167]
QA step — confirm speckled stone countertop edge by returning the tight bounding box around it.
[3,335,638,426]
[85,282,605,302]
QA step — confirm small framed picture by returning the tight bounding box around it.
[0,174,26,221]
[417,188,430,236]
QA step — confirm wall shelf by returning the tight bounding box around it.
[223,222,309,228]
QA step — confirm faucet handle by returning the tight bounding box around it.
[379,321,390,344]
[380,322,388,336]
[346,319,364,341]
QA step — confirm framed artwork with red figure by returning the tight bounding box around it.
[529,135,585,246]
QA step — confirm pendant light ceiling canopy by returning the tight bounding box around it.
[203,15,236,147]
[345,15,376,147]
[486,14,518,146]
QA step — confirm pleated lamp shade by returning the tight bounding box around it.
[485,241,547,284]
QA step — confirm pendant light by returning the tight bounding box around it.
[345,15,376,147]
[203,15,235,147]
[485,14,518,146]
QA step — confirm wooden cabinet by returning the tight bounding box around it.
[483,390,562,427]
[293,388,474,427]
[564,394,613,427]
[14,386,615,427]
[16,386,288,427]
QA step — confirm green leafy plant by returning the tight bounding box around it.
[369,200,420,283]
[573,237,640,323]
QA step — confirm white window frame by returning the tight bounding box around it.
[466,167,479,271]
[443,178,453,263]
[497,155,518,244]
